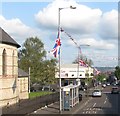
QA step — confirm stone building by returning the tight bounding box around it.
[18,68,29,100]
[0,27,28,107]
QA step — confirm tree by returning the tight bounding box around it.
[18,37,57,85]
[114,66,120,80]
[41,59,57,85]
[96,73,107,83]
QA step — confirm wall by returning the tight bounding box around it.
[0,43,19,107]
[18,77,28,100]
[55,64,93,79]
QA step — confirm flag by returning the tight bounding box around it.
[51,32,61,58]
[79,59,88,67]
[93,67,100,75]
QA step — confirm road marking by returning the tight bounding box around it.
[86,111,88,114]
[87,108,89,110]
[34,111,37,113]
[93,103,96,107]
[72,96,93,114]
[104,101,106,104]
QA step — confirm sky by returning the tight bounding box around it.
[0,0,119,67]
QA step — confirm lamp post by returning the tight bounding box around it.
[58,6,76,113]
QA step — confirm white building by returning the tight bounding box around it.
[56,64,94,79]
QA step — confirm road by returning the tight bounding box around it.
[29,85,120,115]
[75,85,120,114]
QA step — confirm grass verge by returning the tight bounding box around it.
[29,91,53,99]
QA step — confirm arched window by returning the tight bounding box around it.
[2,49,7,75]
[12,51,14,76]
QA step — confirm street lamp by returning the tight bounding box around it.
[58,6,76,113]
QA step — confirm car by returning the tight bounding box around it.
[102,84,106,88]
[42,86,56,92]
[106,82,110,86]
[92,89,102,97]
[111,87,119,94]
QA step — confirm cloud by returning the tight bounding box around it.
[98,10,118,39]
[67,37,115,50]
[0,15,42,44]
[35,0,102,34]
[35,0,118,40]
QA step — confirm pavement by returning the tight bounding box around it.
[29,97,91,115]
[29,85,102,115]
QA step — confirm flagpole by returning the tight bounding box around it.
[58,8,62,113]
[58,6,76,113]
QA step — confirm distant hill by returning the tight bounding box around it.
[95,67,115,73]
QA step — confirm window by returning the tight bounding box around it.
[65,73,68,77]
[12,51,14,76]
[72,74,74,77]
[2,49,7,75]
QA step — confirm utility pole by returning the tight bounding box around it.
[28,67,30,93]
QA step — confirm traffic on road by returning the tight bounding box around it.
[30,83,120,115]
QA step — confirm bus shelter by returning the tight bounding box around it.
[61,84,79,111]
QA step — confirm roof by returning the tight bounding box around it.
[61,84,79,89]
[18,68,29,77]
[61,64,89,69]
[0,27,20,48]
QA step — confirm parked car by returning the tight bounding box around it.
[42,86,55,92]
[106,82,110,86]
[111,87,119,94]
[98,82,101,85]
[102,84,106,88]
[92,89,102,97]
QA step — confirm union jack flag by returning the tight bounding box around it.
[51,32,61,58]
[93,67,100,75]
[79,59,88,67]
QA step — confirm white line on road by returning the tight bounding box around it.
[72,97,92,114]
[93,103,96,107]
[104,101,106,104]
[82,112,85,114]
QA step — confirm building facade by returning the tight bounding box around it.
[0,28,28,107]
[55,64,94,85]
[18,68,29,100]
[56,64,93,79]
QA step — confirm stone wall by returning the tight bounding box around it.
[18,77,29,100]
[0,43,19,107]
